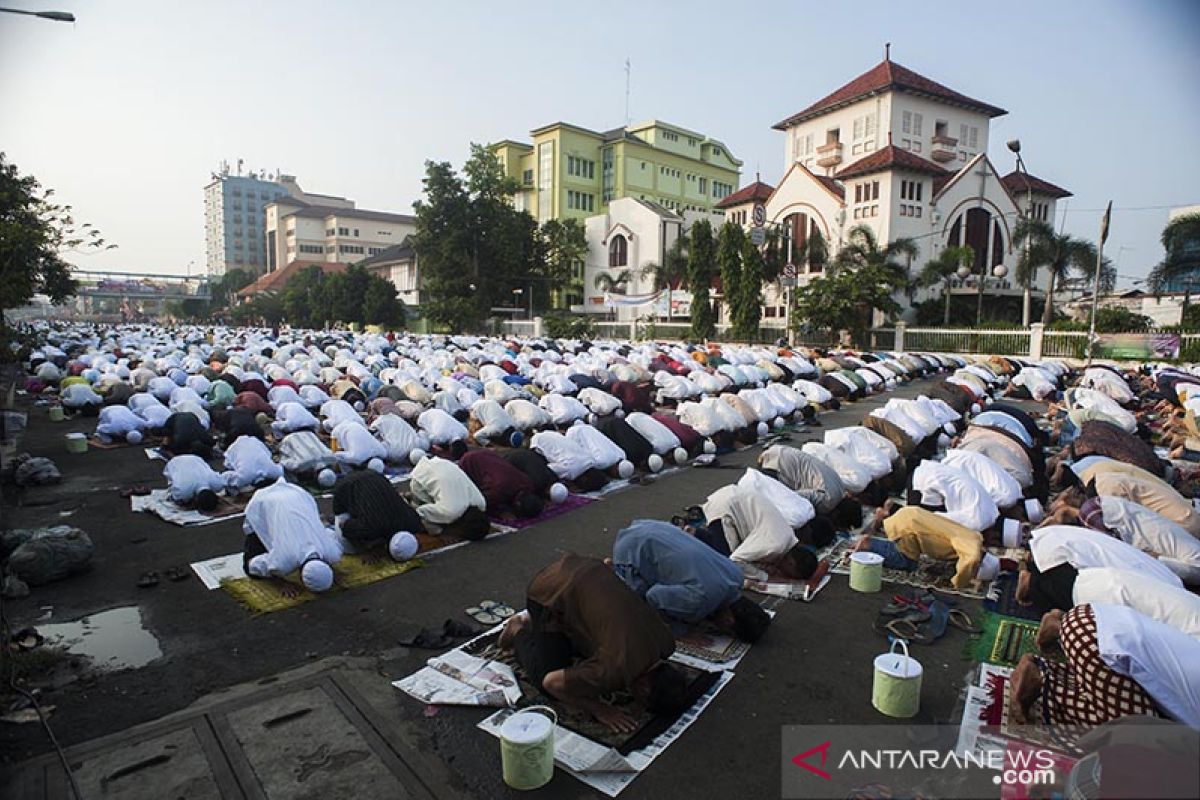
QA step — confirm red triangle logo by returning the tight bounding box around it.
[791,741,833,780]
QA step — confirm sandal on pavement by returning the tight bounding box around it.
[874,617,919,640]
[948,609,979,634]
[137,571,160,589]
[910,600,951,645]
[398,628,455,649]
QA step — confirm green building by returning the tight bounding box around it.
[491,120,742,223]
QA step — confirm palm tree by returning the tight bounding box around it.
[831,225,918,284]
[1013,218,1098,326]
[918,245,975,326]
[1148,212,1200,307]
[593,269,632,294]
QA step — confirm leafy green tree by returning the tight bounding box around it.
[538,218,588,310]
[831,225,917,283]
[761,227,784,284]
[326,264,371,325]
[412,161,474,331]
[212,268,252,307]
[716,222,745,331]
[918,245,975,326]
[1,152,114,317]
[638,235,689,320]
[1013,218,1099,326]
[593,269,632,293]
[1148,212,1200,305]
[281,266,331,328]
[687,219,717,340]
[362,273,406,327]
[734,236,764,340]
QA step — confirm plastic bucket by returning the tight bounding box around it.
[48,406,65,422]
[500,705,557,790]
[65,432,88,454]
[872,639,923,718]
[849,551,883,593]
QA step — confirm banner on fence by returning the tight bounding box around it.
[604,291,660,308]
[652,290,691,318]
[1095,332,1180,360]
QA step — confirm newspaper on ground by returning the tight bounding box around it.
[744,573,830,602]
[190,552,247,590]
[393,648,521,707]
[478,670,733,797]
[132,489,244,527]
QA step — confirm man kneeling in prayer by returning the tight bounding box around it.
[694,485,820,582]
[332,469,424,561]
[499,553,688,733]
[242,477,343,597]
[408,454,491,540]
[855,505,1000,590]
[611,519,771,642]
[164,454,225,512]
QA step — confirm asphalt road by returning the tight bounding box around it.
[1,378,987,798]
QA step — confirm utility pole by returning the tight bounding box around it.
[1085,201,1113,365]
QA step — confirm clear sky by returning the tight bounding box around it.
[2,0,1197,287]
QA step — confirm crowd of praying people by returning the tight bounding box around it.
[17,321,1200,738]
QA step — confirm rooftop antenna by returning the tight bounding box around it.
[624,58,631,126]
[885,42,891,61]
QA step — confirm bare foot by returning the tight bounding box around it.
[498,612,528,649]
[1016,568,1033,606]
[852,534,873,552]
[1009,654,1043,726]
[1036,610,1064,653]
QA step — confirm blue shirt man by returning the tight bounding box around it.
[973,411,1034,447]
[612,519,744,625]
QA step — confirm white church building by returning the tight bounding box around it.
[718,53,1072,324]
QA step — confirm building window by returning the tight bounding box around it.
[902,111,912,134]
[538,141,554,222]
[913,113,923,137]
[523,169,533,186]
[353,228,359,237]
[912,141,922,153]
[567,155,595,179]
[661,130,679,142]
[327,228,336,236]
[338,227,349,235]
[698,177,708,194]
[687,137,697,147]
[609,235,628,267]
[299,244,324,254]
[567,191,595,212]
[713,147,722,156]
[601,147,615,203]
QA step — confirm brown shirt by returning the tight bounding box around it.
[863,415,915,457]
[527,554,675,698]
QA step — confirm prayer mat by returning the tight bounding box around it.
[89,434,165,450]
[965,612,1040,668]
[826,537,993,599]
[976,665,1084,755]
[983,572,1042,622]
[488,492,594,530]
[219,554,424,613]
[131,489,251,527]
[462,629,721,755]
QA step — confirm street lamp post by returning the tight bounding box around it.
[0,7,74,21]
[1007,139,1035,327]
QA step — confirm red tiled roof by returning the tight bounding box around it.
[835,145,949,181]
[1000,170,1072,199]
[773,59,1007,130]
[237,260,348,298]
[715,181,775,209]
[813,174,845,200]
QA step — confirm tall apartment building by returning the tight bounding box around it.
[491,120,742,223]
[264,197,415,272]
[203,166,352,278]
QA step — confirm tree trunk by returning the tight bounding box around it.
[1041,271,1057,327]
[943,282,952,326]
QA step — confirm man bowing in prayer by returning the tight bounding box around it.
[242,477,343,597]
[331,470,423,562]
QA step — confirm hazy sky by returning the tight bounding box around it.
[2,0,1198,286]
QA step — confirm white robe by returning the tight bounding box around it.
[222,436,283,489]
[1030,525,1184,589]
[272,402,319,434]
[243,478,343,575]
[702,485,797,582]
[823,427,892,481]
[505,399,552,431]
[531,431,597,480]
[417,408,468,445]
[565,424,626,470]
[625,412,681,455]
[1096,496,1200,585]
[736,468,816,529]
[163,455,225,503]
[941,448,1022,510]
[96,406,146,438]
[801,441,872,494]
[1074,568,1200,639]
[470,400,516,442]
[332,420,387,466]
[278,430,335,474]
[409,456,486,526]
[577,388,622,416]
[538,393,589,426]
[370,414,423,463]
[911,460,999,532]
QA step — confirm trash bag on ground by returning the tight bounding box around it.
[5,526,93,586]
[13,455,62,486]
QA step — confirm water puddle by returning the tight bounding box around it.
[39,606,162,671]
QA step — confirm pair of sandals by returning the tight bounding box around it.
[875,591,977,644]
[119,485,151,499]
[137,567,188,588]
[466,600,516,626]
[398,618,481,650]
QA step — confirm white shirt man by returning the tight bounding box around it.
[96,406,146,440]
[321,398,363,432]
[1090,496,1200,584]
[505,399,552,431]
[701,485,798,582]
[801,441,872,494]
[823,427,892,482]
[243,478,343,586]
[278,430,335,474]
[736,468,816,530]
[565,424,626,470]
[530,431,597,480]
[417,408,468,446]
[869,405,925,443]
[222,436,283,490]
[370,414,423,463]
[332,420,387,467]
[676,401,728,437]
[941,448,1022,510]
[163,454,226,504]
[470,400,516,443]
[1030,525,1184,589]
[272,402,319,435]
[911,460,999,532]
[1074,568,1200,639]
[577,387,622,417]
[625,412,682,455]
[538,393,589,426]
[408,456,486,527]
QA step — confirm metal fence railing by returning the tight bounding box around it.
[1041,331,1089,359]
[904,328,1032,356]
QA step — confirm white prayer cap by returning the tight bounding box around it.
[985,396,994,406]
[317,468,337,488]
[617,460,634,479]
[673,447,688,465]
[302,563,336,594]
[937,433,951,449]
[549,482,569,503]
[976,552,1000,582]
[367,458,385,473]
[756,422,769,438]
[773,417,785,430]
[648,454,663,473]
[388,531,418,561]
[1002,518,1022,549]
[126,430,143,445]
[970,403,982,415]
[614,409,625,419]
[942,422,956,435]
[703,439,717,454]
[248,554,270,577]
[1024,498,1044,525]
[409,448,427,466]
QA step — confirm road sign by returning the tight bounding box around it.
[752,203,767,227]
[781,262,798,288]
[750,227,766,246]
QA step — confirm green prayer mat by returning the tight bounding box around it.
[964,612,1040,667]
[220,554,424,613]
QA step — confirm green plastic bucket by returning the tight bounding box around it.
[849,551,883,593]
[64,432,88,454]
[500,705,557,790]
[872,639,923,718]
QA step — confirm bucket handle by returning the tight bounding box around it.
[521,704,559,730]
[889,638,912,678]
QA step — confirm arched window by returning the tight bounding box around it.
[782,212,822,272]
[947,208,1005,272]
[609,234,628,267]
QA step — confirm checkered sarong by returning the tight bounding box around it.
[1039,604,1162,726]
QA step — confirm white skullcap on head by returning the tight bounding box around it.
[549,482,569,503]
[409,448,427,466]
[126,430,143,444]
[985,396,994,406]
[673,447,688,465]
[936,433,951,449]
[301,560,334,592]
[756,422,769,437]
[703,439,717,454]
[247,554,271,578]
[1002,518,1022,549]
[1024,498,1044,525]
[774,417,785,429]
[647,454,663,473]
[942,422,956,435]
[617,460,634,479]
[614,409,625,419]
[317,468,337,488]
[976,552,1000,582]
[970,403,982,415]
[388,531,418,561]
[367,458,385,473]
